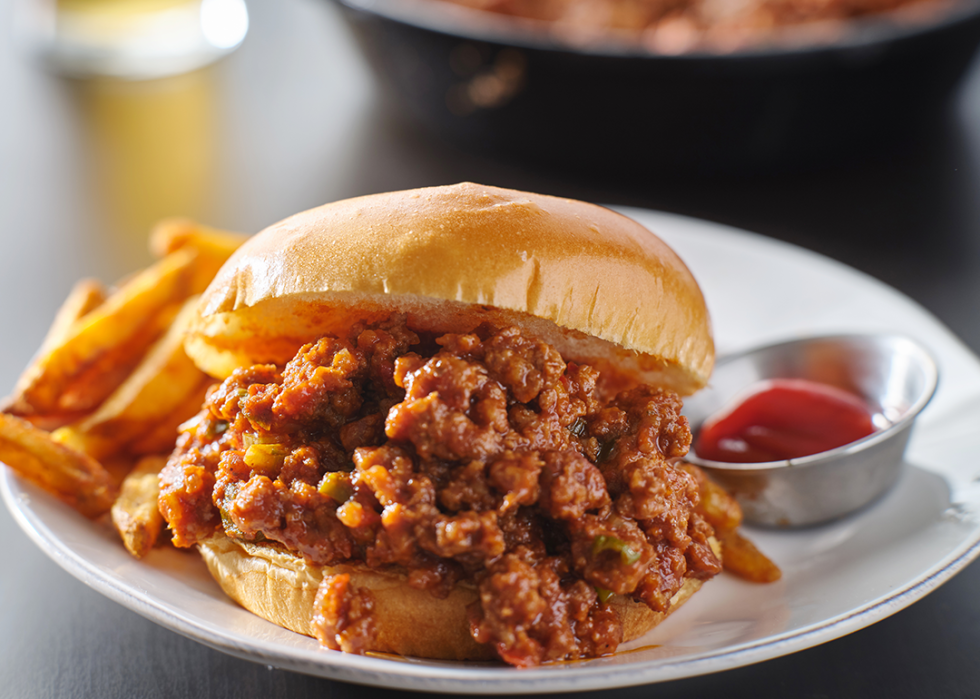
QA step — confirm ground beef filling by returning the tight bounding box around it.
[159,320,722,666]
[436,0,955,53]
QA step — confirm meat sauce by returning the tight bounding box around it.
[694,378,877,463]
[159,319,721,667]
[435,0,957,53]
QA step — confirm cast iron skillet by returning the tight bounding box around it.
[331,0,980,174]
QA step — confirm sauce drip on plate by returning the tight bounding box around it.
[694,378,877,463]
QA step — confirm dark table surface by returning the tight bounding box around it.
[2,1,980,697]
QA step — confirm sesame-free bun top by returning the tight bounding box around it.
[185,183,714,394]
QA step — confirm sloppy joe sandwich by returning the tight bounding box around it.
[159,182,722,667]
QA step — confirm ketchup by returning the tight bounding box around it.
[694,378,877,463]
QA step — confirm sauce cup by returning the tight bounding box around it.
[683,334,938,527]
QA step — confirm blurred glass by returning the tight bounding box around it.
[76,69,217,267]
[15,0,249,79]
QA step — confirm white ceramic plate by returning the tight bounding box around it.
[4,209,980,694]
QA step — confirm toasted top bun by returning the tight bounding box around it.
[199,534,705,661]
[185,183,714,395]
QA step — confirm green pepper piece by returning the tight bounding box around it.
[244,443,288,476]
[205,420,229,440]
[318,471,353,503]
[592,534,641,566]
[594,586,615,603]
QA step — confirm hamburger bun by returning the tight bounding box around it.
[173,183,718,664]
[185,182,714,395]
[199,534,709,661]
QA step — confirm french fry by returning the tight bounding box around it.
[74,296,205,447]
[3,278,109,424]
[55,300,181,415]
[34,279,110,358]
[50,424,118,462]
[683,462,781,583]
[149,218,249,293]
[0,413,117,517]
[717,528,783,584]
[100,453,140,488]
[149,217,249,257]
[111,455,167,558]
[682,462,744,532]
[128,378,211,457]
[16,247,198,416]
[53,378,210,464]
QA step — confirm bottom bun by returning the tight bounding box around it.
[198,534,705,662]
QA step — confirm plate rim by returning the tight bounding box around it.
[5,468,980,693]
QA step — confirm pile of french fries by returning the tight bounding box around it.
[1,220,249,557]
